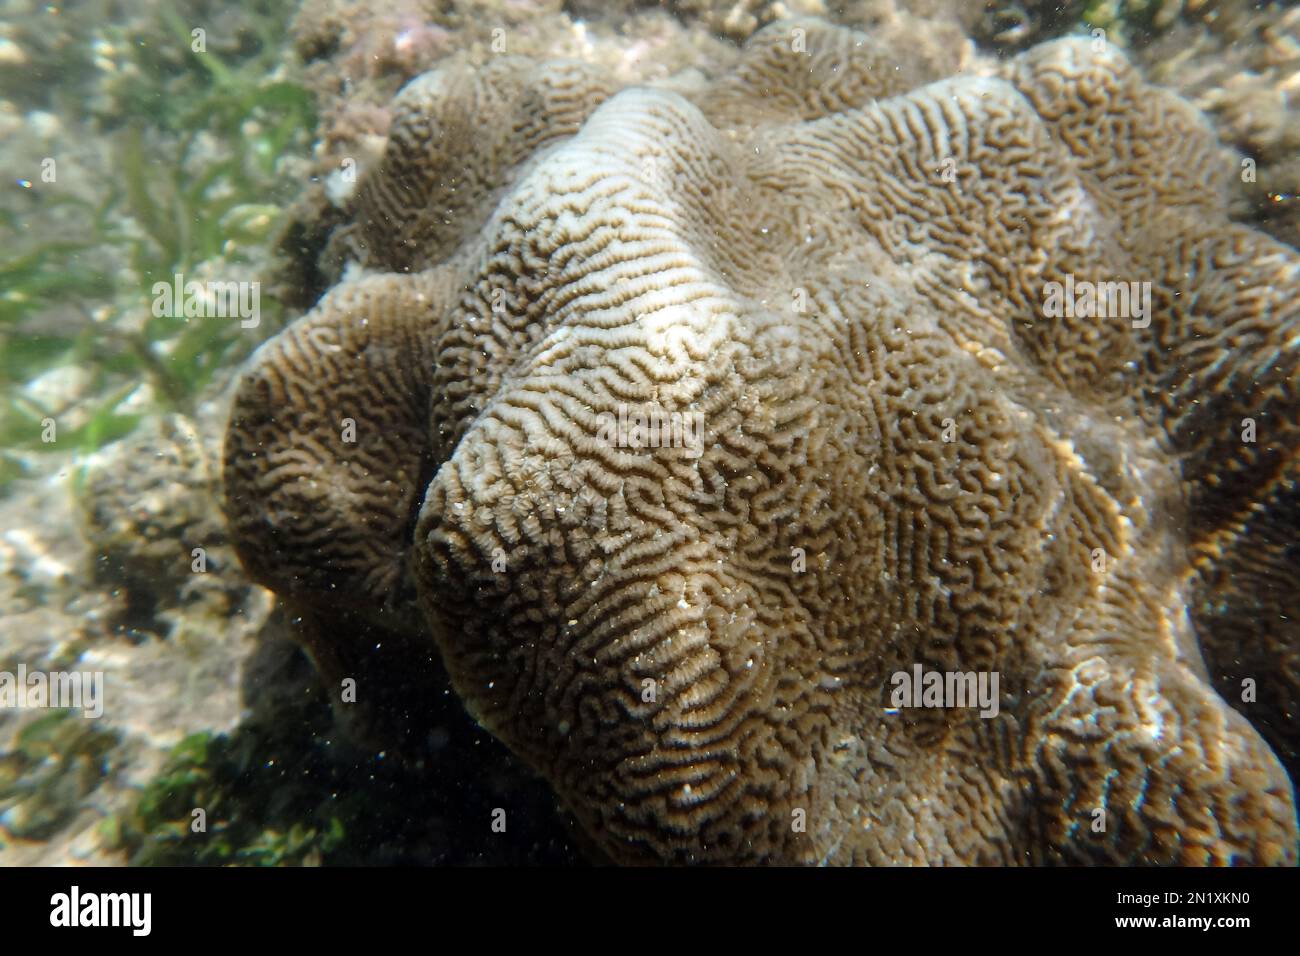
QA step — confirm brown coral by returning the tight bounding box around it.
[223,18,1300,864]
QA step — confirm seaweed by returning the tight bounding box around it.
[102,730,348,867]
[0,710,120,841]
[0,0,312,489]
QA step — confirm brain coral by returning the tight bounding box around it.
[223,19,1300,864]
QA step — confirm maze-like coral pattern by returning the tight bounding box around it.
[224,19,1300,864]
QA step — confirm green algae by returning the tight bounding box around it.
[0,4,313,492]
[0,710,120,841]
[103,730,348,867]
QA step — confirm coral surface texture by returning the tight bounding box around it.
[223,19,1300,864]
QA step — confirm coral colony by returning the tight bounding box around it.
[221,19,1300,864]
